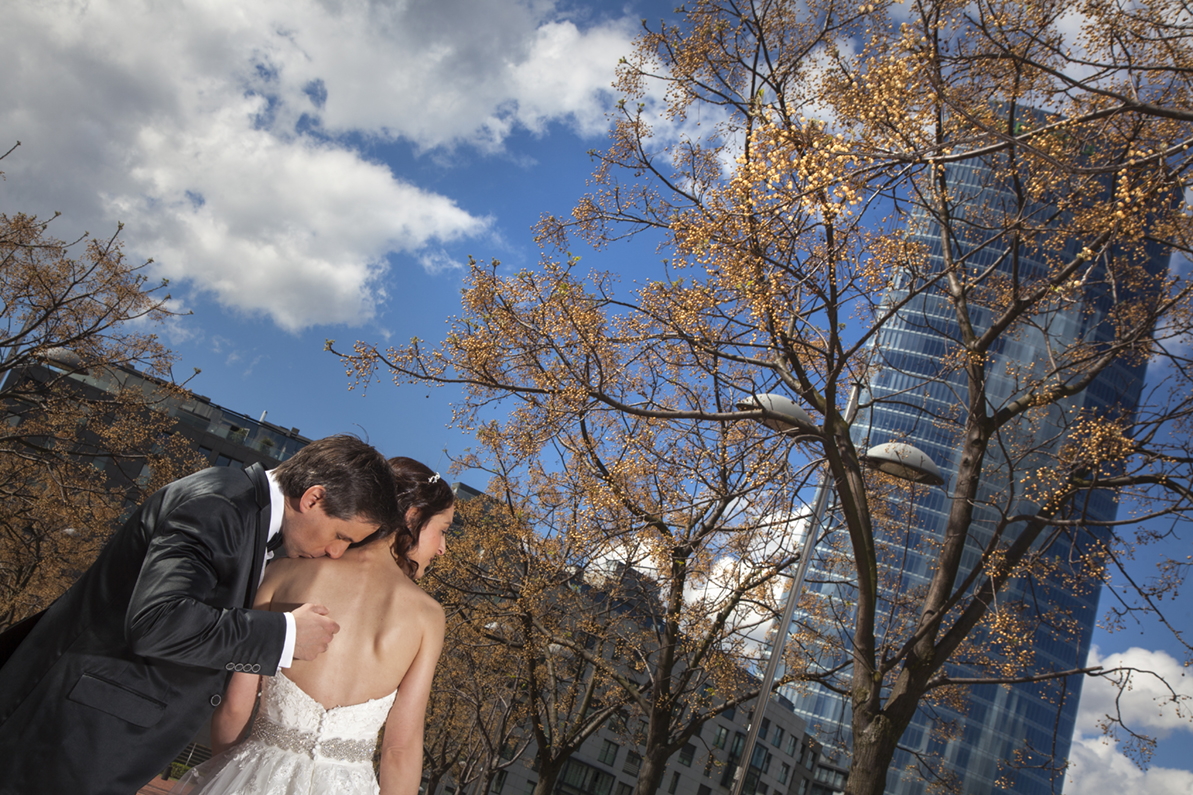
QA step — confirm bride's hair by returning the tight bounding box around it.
[388,457,455,578]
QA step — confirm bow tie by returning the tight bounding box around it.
[266,532,284,555]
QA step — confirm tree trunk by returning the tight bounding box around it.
[634,747,672,795]
[845,716,905,795]
[531,757,567,795]
[846,677,928,795]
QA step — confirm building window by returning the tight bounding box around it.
[490,770,507,793]
[679,744,695,767]
[713,726,728,749]
[703,756,715,778]
[623,751,642,776]
[759,719,770,742]
[698,786,712,795]
[523,782,537,795]
[598,740,620,766]
[749,745,771,774]
[668,772,680,794]
[755,785,768,795]
[724,705,736,721]
[559,759,616,795]
[785,735,797,756]
[798,780,808,795]
[772,726,784,747]
[615,784,633,795]
[778,763,790,784]
[730,732,745,761]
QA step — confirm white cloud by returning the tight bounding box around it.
[419,249,469,276]
[1067,733,1193,795]
[682,510,812,660]
[0,0,635,330]
[1066,646,1193,794]
[508,21,634,138]
[113,106,487,330]
[1078,646,1193,740]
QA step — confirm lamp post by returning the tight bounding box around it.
[728,393,943,795]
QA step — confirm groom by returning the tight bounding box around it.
[0,434,400,795]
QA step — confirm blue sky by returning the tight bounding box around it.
[1,1,1189,791]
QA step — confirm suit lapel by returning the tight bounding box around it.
[244,463,272,608]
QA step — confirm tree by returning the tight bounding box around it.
[418,605,531,795]
[0,144,202,626]
[425,483,638,795]
[338,1,1193,794]
[339,284,830,795]
[418,431,825,795]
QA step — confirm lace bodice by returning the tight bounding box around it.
[260,671,397,740]
[174,671,397,794]
[248,671,396,764]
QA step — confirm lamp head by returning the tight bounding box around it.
[861,442,945,486]
[735,393,820,435]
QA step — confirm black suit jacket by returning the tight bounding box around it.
[0,464,287,795]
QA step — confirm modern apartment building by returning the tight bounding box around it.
[428,690,824,795]
[3,359,311,476]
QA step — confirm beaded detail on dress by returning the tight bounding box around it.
[171,671,398,795]
[252,670,396,764]
[251,716,377,763]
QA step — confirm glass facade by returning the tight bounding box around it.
[779,144,1171,794]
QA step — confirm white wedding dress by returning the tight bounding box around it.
[173,670,397,795]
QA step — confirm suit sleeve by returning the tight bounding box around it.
[123,491,286,674]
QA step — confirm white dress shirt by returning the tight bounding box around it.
[264,470,297,669]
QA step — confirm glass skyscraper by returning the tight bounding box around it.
[779,135,1172,794]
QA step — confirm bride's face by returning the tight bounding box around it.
[409,504,454,578]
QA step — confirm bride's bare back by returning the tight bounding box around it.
[211,532,446,795]
[258,540,440,708]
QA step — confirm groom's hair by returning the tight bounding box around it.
[272,434,399,532]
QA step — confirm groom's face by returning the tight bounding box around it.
[282,485,380,559]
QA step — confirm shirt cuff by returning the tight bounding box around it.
[280,612,297,669]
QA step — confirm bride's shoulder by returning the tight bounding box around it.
[404,573,444,611]
[388,575,444,632]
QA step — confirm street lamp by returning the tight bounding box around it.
[861,442,944,487]
[729,393,943,795]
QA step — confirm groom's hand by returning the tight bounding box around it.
[291,603,340,661]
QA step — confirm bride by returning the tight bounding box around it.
[174,457,454,795]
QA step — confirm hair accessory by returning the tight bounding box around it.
[428,472,441,485]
